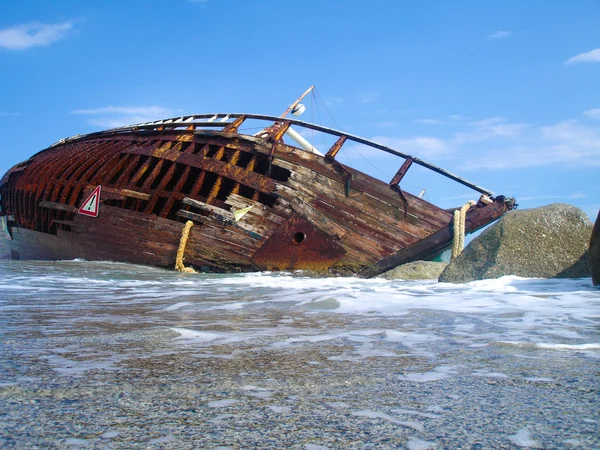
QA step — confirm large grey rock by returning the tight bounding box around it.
[439,203,592,283]
[591,211,600,286]
[380,261,448,280]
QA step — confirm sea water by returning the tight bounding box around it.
[0,260,598,448]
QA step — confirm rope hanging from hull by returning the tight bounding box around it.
[451,200,476,260]
[175,220,196,273]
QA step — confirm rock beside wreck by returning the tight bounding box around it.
[380,261,448,280]
[438,203,593,283]
[590,211,600,286]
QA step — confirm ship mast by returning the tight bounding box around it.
[280,85,315,118]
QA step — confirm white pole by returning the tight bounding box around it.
[285,127,323,156]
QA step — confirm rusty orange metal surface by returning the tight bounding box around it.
[252,214,346,271]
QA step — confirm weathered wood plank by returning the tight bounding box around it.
[39,201,78,213]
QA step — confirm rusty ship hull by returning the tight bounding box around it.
[0,113,514,277]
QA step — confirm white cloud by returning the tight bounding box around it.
[0,111,20,116]
[357,91,380,104]
[376,120,397,128]
[370,136,448,159]
[488,30,513,39]
[323,96,344,107]
[414,118,446,125]
[453,118,530,144]
[461,118,600,170]
[583,108,600,120]
[0,22,72,50]
[356,110,600,171]
[565,48,600,65]
[72,106,180,128]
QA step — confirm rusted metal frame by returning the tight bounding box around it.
[141,159,166,192]
[126,141,165,188]
[98,152,132,188]
[324,135,352,197]
[86,150,125,187]
[206,175,223,205]
[37,145,83,229]
[79,140,123,185]
[228,148,244,196]
[60,144,107,205]
[54,113,493,196]
[222,115,246,133]
[113,154,143,188]
[389,158,413,217]
[196,143,210,157]
[122,145,277,196]
[159,166,191,218]
[325,135,347,160]
[267,142,278,177]
[47,144,84,203]
[189,170,207,197]
[144,162,177,216]
[390,158,413,186]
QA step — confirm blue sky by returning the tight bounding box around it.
[1,0,599,220]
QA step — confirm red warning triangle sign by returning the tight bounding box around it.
[78,185,102,217]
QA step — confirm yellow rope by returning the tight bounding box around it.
[451,200,476,260]
[175,220,196,273]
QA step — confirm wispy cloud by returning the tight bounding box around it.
[357,91,380,104]
[583,108,600,120]
[355,110,600,171]
[0,111,20,116]
[461,118,600,170]
[0,22,73,50]
[565,48,600,65]
[488,30,513,39]
[414,118,446,125]
[323,96,344,107]
[72,106,181,128]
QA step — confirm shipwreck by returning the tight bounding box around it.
[0,88,515,276]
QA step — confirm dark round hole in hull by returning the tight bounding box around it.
[292,231,306,245]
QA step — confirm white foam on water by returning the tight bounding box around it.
[536,343,600,350]
[171,328,222,343]
[304,445,330,450]
[399,365,458,383]
[472,371,509,378]
[100,431,120,439]
[207,399,238,408]
[563,438,584,446]
[148,434,175,444]
[391,408,441,419]
[267,405,291,413]
[351,409,425,431]
[64,438,91,447]
[327,402,350,409]
[406,437,438,450]
[210,414,237,423]
[161,302,194,311]
[507,428,540,448]
[502,341,600,351]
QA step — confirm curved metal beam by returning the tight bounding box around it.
[49,112,494,196]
